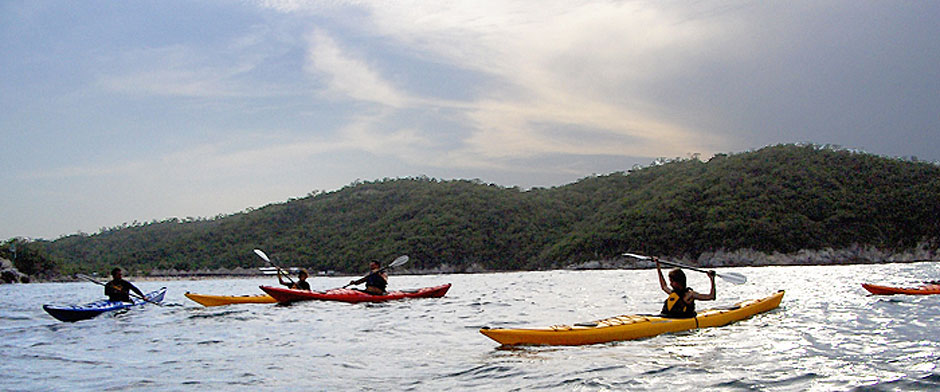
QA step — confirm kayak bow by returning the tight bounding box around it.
[862,283,940,295]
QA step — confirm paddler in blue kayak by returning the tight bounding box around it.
[278,269,311,291]
[104,268,146,303]
[348,261,388,295]
[655,259,716,318]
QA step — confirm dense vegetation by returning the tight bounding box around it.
[4,144,939,277]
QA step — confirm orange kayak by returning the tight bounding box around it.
[861,283,940,295]
[185,292,277,306]
[480,291,784,346]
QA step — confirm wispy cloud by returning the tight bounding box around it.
[261,0,724,164]
[96,26,301,98]
[304,29,411,107]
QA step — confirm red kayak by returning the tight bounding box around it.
[862,283,940,295]
[260,283,452,303]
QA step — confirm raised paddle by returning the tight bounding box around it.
[343,255,409,289]
[622,252,747,285]
[76,273,162,305]
[253,248,294,285]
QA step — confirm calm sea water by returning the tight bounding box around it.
[1,263,938,391]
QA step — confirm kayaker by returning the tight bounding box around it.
[655,259,715,318]
[104,268,146,303]
[348,261,388,295]
[278,269,311,291]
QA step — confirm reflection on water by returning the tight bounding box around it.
[1,262,938,391]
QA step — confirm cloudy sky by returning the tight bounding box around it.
[2,1,938,240]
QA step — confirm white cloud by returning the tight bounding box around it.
[303,29,411,107]
[264,1,725,163]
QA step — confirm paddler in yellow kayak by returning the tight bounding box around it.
[104,268,146,303]
[348,261,387,295]
[278,269,311,291]
[655,259,716,318]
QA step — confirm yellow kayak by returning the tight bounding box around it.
[480,290,784,346]
[185,292,277,307]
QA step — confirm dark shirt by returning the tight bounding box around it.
[105,278,144,303]
[282,280,311,291]
[365,272,387,292]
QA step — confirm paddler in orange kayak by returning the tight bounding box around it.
[348,261,387,295]
[655,259,716,318]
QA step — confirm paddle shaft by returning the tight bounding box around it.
[655,258,710,275]
[254,249,295,285]
[76,274,158,305]
[344,268,389,289]
[344,255,409,288]
[622,252,746,285]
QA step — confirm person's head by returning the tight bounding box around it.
[111,268,123,279]
[667,268,686,290]
[369,260,380,271]
[298,269,308,280]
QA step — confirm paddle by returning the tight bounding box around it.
[343,255,409,289]
[76,273,162,305]
[622,252,747,285]
[253,248,294,285]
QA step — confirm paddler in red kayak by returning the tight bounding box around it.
[655,259,716,318]
[278,269,311,291]
[104,268,146,303]
[348,261,388,295]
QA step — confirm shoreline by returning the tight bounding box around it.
[12,244,940,283]
[37,258,940,283]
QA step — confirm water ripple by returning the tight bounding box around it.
[1,266,938,391]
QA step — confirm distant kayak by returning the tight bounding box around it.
[480,290,784,346]
[861,283,940,295]
[185,292,277,306]
[260,283,452,304]
[43,287,167,322]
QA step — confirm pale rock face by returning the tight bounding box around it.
[1,257,29,283]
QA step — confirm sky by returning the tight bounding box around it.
[2,1,938,240]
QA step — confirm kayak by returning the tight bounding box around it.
[43,287,167,322]
[480,290,784,346]
[184,292,277,306]
[862,283,940,295]
[259,283,452,304]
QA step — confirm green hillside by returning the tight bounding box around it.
[4,144,940,277]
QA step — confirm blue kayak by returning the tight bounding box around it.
[43,287,167,322]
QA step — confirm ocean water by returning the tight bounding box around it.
[1,262,938,391]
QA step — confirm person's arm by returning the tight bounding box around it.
[278,271,291,287]
[691,271,717,301]
[655,260,671,294]
[349,275,367,286]
[128,282,145,299]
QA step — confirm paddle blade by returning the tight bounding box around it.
[389,255,409,268]
[253,249,271,263]
[622,252,653,261]
[718,272,747,285]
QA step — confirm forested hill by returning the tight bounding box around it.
[9,144,940,277]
